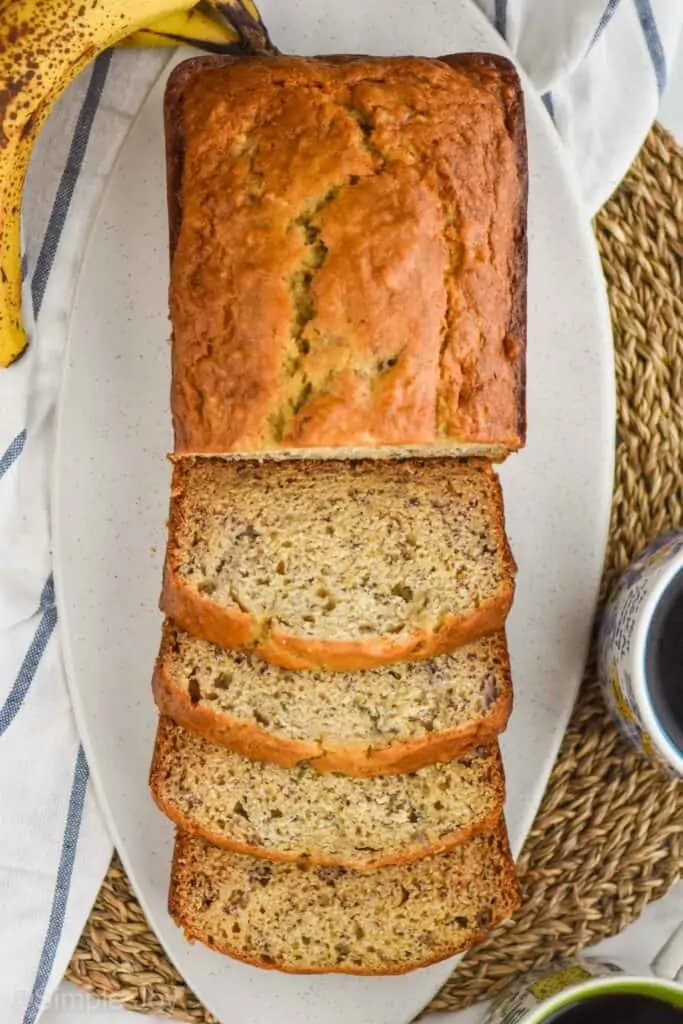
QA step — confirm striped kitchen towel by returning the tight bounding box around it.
[0,50,168,1023]
[0,2,681,1020]
[477,0,682,211]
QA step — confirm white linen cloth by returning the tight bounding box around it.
[0,3,681,1020]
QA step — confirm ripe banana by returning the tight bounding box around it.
[0,0,272,367]
[121,4,241,50]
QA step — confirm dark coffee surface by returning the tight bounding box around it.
[545,992,683,1023]
[646,568,683,753]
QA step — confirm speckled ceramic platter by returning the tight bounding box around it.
[52,2,614,1022]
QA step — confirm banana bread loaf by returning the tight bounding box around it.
[161,457,516,670]
[165,53,527,459]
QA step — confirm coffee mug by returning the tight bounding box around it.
[598,528,683,777]
[482,921,683,1022]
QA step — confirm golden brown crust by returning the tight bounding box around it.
[165,54,526,459]
[438,52,527,445]
[149,717,506,870]
[168,828,522,975]
[161,558,257,650]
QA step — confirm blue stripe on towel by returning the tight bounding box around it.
[592,0,624,47]
[22,746,90,1024]
[634,0,667,96]
[31,51,113,320]
[494,0,507,39]
[0,575,57,738]
[0,428,27,482]
[12,54,111,482]
[542,92,556,122]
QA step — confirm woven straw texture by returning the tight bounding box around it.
[65,122,683,1020]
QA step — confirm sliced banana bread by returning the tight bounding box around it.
[161,457,516,670]
[170,824,520,974]
[150,717,505,870]
[153,620,512,774]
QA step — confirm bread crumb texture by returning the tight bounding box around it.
[159,620,510,749]
[170,56,524,454]
[167,458,514,645]
[170,824,520,973]
[151,717,505,867]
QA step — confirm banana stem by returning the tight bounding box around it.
[205,1,277,55]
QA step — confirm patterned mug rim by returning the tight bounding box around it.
[526,975,683,1023]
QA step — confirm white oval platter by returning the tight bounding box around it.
[53,2,615,1022]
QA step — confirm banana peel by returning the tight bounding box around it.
[120,1,272,52]
[120,4,241,51]
[0,0,273,367]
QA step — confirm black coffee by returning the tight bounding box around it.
[545,992,683,1023]
[646,567,683,753]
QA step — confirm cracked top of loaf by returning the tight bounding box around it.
[165,54,527,459]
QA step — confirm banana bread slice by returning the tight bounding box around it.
[150,717,505,870]
[153,621,512,775]
[169,824,520,974]
[161,457,516,670]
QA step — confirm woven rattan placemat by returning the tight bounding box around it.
[65,122,683,1020]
